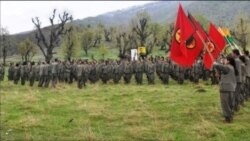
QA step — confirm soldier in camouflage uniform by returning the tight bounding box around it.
[38,62,45,87]
[210,67,220,85]
[8,62,14,81]
[191,60,201,84]
[177,66,185,84]
[35,62,41,81]
[29,61,36,86]
[13,63,21,85]
[20,62,28,85]
[69,60,77,84]
[156,57,163,81]
[0,64,4,82]
[160,60,170,84]
[112,60,123,84]
[44,61,51,88]
[64,61,71,83]
[244,50,250,98]
[88,61,98,84]
[123,60,133,84]
[58,61,64,82]
[134,60,144,84]
[100,60,111,84]
[145,60,155,84]
[239,56,248,101]
[82,61,90,87]
[51,59,59,88]
[76,60,84,89]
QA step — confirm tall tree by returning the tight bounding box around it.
[232,13,249,51]
[116,31,130,59]
[131,11,151,47]
[80,28,94,56]
[158,23,174,53]
[0,28,10,66]
[104,26,116,42]
[32,9,73,62]
[60,25,81,60]
[92,23,103,47]
[18,38,37,62]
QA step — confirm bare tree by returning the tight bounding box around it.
[32,9,73,62]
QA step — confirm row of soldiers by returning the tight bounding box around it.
[213,49,250,123]
[1,56,220,88]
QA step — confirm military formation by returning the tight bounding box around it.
[1,56,214,87]
[213,49,250,123]
[0,49,250,123]
[0,52,248,89]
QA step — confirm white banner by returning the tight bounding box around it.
[131,49,138,61]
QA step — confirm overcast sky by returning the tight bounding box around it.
[1,1,155,35]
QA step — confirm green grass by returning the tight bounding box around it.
[1,75,250,141]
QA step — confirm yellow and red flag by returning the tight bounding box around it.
[170,4,202,67]
[203,23,226,69]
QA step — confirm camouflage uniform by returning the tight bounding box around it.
[112,61,123,84]
[58,61,65,82]
[76,62,84,89]
[214,63,236,123]
[38,62,45,87]
[134,61,144,84]
[100,62,111,84]
[160,61,170,84]
[20,62,28,85]
[64,61,71,83]
[245,55,250,98]
[8,63,14,81]
[35,62,41,81]
[82,63,90,86]
[44,62,51,87]
[88,62,99,84]
[123,61,133,84]
[29,62,36,86]
[145,61,155,84]
[177,66,185,84]
[191,61,201,84]
[234,57,243,111]
[0,64,4,82]
[13,63,21,85]
[51,60,59,87]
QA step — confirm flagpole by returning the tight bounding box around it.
[195,30,215,64]
[187,13,215,65]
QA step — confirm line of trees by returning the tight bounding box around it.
[1,10,249,65]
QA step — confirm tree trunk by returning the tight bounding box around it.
[84,49,88,56]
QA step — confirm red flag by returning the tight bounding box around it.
[170,5,202,67]
[188,13,208,41]
[203,23,226,69]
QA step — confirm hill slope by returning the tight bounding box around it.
[73,1,250,27]
[4,1,250,57]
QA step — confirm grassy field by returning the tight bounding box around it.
[1,73,250,141]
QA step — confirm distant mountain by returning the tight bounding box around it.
[5,1,250,56]
[72,1,250,27]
